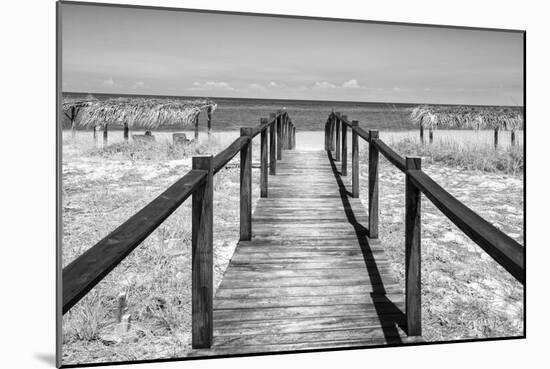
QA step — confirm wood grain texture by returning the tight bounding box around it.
[352,121,359,198]
[405,157,421,336]
[260,119,268,197]
[270,113,276,175]
[192,156,214,348]
[368,130,379,239]
[240,128,253,241]
[189,150,407,356]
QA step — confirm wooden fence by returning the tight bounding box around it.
[325,111,525,336]
[62,110,296,349]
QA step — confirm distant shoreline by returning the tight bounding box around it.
[62,91,523,109]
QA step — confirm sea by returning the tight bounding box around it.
[62,92,516,132]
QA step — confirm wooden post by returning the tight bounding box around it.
[103,123,108,146]
[325,120,329,151]
[277,114,283,160]
[260,119,268,198]
[511,130,516,146]
[283,117,287,149]
[123,122,129,141]
[70,106,76,138]
[191,155,214,348]
[93,126,98,146]
[429,128,433,144]
[420,124,424,144]
[351,120,359,198]
[335,116,341,162]
[405,156,422,336]
[207,106,212,137]
[494,128,499,150]
[368,130,379,239]
[287,120,294,150]
[240,128,253,240]
[292,126,296,149]
[194,113,200,140]
[270,113,276,175]
[341,122,348,176]
[117,292,127,323]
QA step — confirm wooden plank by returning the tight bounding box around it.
[62,169,206,313]
[212,136,248,174]
[405,157,422,336]
[192,156,214,348]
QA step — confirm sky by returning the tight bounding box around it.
[61,4,524,106]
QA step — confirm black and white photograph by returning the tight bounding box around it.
[53,0,527,367]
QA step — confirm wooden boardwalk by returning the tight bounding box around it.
[192,150,413,356]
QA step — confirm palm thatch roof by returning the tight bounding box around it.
[410,105,524,130]
[62,96,217,129]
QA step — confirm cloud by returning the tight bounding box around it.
[248,83,266,91]
[102,77,115,88]
[342,79,360,89]
[269,81,281,87]
[313,81,337,89]
[191,81,236,91]
[132,81,145,89]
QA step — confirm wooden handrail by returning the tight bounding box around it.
[408,169,524,283]
[325,112,525,336]
[62,169,207,314]
[62,110,297,350]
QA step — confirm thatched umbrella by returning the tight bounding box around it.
[62,97,217,144]
[410,105,524,147]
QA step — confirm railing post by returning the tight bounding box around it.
[368,130,379,239]
[324,120,329,151]
[405,156,422,336]
[341,121,348,176]
[351,120,359,198]
[335,116,342,162]
[207,106,212,137]
[270,113,277,175]
[194,113,199,140]
[283,117,288,149]
[292,126,296,149]
[260,118,268,198]
[287,121,292,149]
[277,114,283,160]
[240,128,253,240]
[191,155,213,348]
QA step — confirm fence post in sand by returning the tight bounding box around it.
[405,156,422,336]
[194,113,200,140]
[368,130,379,239]
[351,120,359,198]
[270,113,277,175]
[191,155,214,348]
[103,123,108,146]
[240,128,253,240]
[494,128,499,150]
[123,122,129,141]
[260,118,268,198]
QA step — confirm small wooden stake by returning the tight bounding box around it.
[207,106,212,137]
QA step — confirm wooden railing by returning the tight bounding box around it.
[325,111,525,336]
[62,110,296,349]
